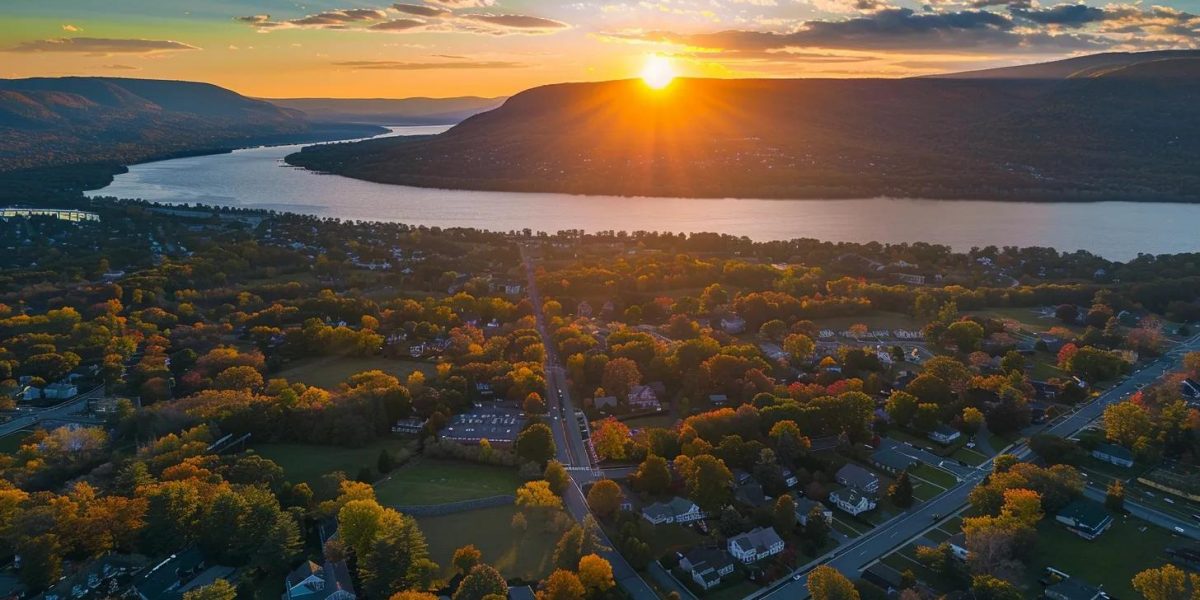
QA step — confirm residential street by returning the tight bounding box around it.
[521,245,659,600]
[0,385,103,437]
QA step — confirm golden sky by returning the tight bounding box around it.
[1,0,1197,98]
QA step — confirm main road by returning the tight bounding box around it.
[758,332,1200,599]
[520,244,660,600]
[0,385,104,437]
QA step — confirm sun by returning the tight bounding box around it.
[640,55,675,90]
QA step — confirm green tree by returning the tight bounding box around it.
[544,460,570,497]
[889,471,914,508]
[516,423,556,465]
[17,534,62,590]
[1106,480,1125,512]
[359,512,435,599]
[182,581,237,600]
[686,454,733,513]
[255,513,303,576]
[885,391,919,427]
[634,454,671,495]
[970,575,1023,600]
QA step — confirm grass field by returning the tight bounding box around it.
[252,438,413,486]
[1024,514,1183,598]
[0,430,32,455]
[417,505,560,581]
[276,355,435,390]
[374,459,522,506]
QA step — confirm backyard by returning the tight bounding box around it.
[275,355,435,390]
[374,459,522,506]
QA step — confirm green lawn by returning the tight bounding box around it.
[951,446,989,466]
[375,459,522,506]
[1024,514,1184,598]
[912,464,958,489]
[417,505,560,582]
[276,355,435,390]
[0,430,32,455]
[252,438,412,486]
[601,517,706,559]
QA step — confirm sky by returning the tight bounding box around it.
[1,0,1197,98]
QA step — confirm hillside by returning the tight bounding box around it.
[929,49,1200,79]
[0,77,384,173]
[267,96,506,125]
[286,52,1200,202]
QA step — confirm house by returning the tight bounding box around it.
[593,396,619,411]
[43,382,78,400]
[828,487,877,516]
[1091,443,1134,468]
[794,497,833,526]
[835,463,880,493]
[709,394,728,406]
[282,560,357,600]
[928,425,962,445]
[391,418,425,435]
[1166,545,1200,571]
[871,448,918,474]
[678,547,737,590]
[576,301,593,317]
[1044,578,1109,600]
[734,481,771,508]
[720,315,747,335]
[1056,499,1113,540]
[642,497,703,525]
[727,527,785,563]
[440,406,526,448]
[134,548,234,600]
[507,586,536,600]
[947,532,969,561]
[1031,380,1062,401]
[781,468,799,488]
[627,385,662,412]
[731,469,755,487]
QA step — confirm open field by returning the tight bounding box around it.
[252,438,412,486]
[417,505,560,581]
[275,355,434,390]
[1024,514,1183,599]
[374,459,522,506]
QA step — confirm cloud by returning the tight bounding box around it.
[238,4,569,36]
[810,0,895,14]
[393,3,452,17]
[459,14,570,30]
[102,64,139,70]
[5,37,200,54]
[605,8,1110,53]
[62,24,81,32]
[369,19,428,31]
[1011,4,1111,27]
[333,59,526,69]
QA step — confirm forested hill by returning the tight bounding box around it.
[287,52,1200,202]
[266,96,506,125]
[0,77,384,173]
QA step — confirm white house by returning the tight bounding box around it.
[720,315,747,334]
[727,527,785,564]
[642,497,703,525]
[283,561,356,600]
[627,385,662,412]
[794,497,833,526]
[928,425,961,445]
[829,487,877,516]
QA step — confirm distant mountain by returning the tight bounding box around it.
[931,49,1200,79]
[267,96,506,125]
[0,77,384,173]
[287,51,1200,202]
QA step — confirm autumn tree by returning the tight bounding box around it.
[453,564,507,600]
[1107,480,1125,512]
[889,471,914,508]
[453,544,482,575]
[182,581,237,600]
[1103,402,1152,449]
[685,454,733,513]
[586,479,623,518]
[774,494,797,534]
[961,407,985,435]
[601,357,641,401]
[578,554,615,594]
[783,333,816,364]
[1132,564,1200,600]
[540,569,586,600]
[807,565,860,600]
[544,460,570,496]
[592,418,632,461]
[885,391,919,427]
[970,575,1022,600]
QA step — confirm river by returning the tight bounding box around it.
[86,126,1200,261]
